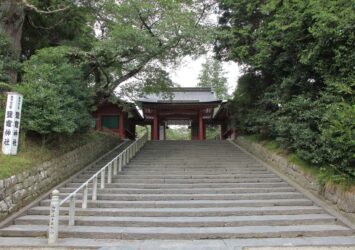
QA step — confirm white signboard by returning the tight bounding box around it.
[2,92,23,155]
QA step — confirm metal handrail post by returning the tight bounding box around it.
[82,184,88,209]
[113,157,118,175]
[107,163,112,184]
[118,154,122,172]
[92,176,97,201]
[100,169,105,189]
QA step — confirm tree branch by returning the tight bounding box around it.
[22,0,71,14]
[137,9,163,46]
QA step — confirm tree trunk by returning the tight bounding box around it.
[0,0,25,83]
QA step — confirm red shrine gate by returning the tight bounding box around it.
[138,88,222,140]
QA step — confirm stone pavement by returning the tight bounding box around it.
[0,141,353,247]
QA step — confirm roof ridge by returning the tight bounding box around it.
[172,87,212,92]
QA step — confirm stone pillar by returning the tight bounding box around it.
[48,190,60,244]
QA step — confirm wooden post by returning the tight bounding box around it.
[119,112,125,139]
[199,112,204,141]
[153,114,159,140]
[48,190,60,244]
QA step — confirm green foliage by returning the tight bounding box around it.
[0,31,19,83]
[0,83,13,136]
[219,0,355,177]
[16,46,94,143]
[166,126,191,140]
[320,102,355,174]
[0,31,17,133]
[197,58,229,100]
[21,0,95,58]
[85,0,214,99]
[205,125,220,140]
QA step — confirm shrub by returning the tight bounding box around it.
[16,46,94,145]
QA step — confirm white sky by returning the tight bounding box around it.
[169,54,243,95]
[167,10,243,95]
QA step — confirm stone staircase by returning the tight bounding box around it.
[0,140,353,242]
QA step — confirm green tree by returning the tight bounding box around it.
[86,0,215,100]
[16,46,94,145]
[0,31,17,133]
[0,0,74,82]
[217,0,355,176]
[1,0,215,97]
[197,58,229,99]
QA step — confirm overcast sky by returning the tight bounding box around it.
[168,54,243,95]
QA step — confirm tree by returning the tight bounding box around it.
[84,0,216,100]
[217,0,355,176]
[1,0,216,98]
[0,0,73,82]
[197,57,229,99]
[0,30,18,133]
[16,46,94,144]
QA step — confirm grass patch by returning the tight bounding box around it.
[288,153,320,176]
[0,130,114,180]
[265,140,279,151]
[243,134,262,142]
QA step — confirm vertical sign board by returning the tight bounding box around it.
[2,92,23,155]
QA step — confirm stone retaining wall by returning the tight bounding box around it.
[0,135,121,221]
[235,137,355,214]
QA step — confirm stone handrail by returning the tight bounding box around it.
[47,133,148,244]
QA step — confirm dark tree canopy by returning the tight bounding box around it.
[217,0,355,176]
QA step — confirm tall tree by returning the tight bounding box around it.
[78,0,216,101]
[0,0,74,82]
[197,57,229,99]
[217,0,355,176]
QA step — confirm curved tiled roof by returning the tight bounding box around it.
[138,87,220,103]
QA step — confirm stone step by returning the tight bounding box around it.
[121,166,260,172]
[72,178,284,184]
[121,166,265,170]
[65,182,290,189]
[77,173,278,180]
[127,156,254,159]
[27,206,323,217]
[58,186,295,195]
[0,224,351,239]
[1,140,353,245]
[125,162,257,165]
[15,214,336,227]
[84,169,271,174]
[39,198,314,208]
[55,192,304,201]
